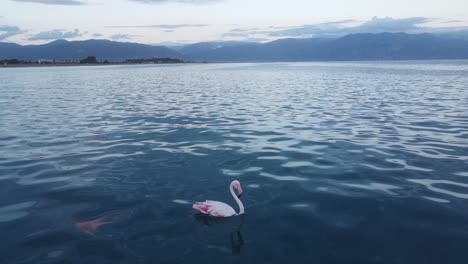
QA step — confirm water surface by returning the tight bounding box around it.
[1,61,468,263]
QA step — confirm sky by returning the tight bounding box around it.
[1,0,468,45]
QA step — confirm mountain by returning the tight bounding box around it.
[179,38,334,62]
[178,41,255,57]
[0,39,181,61]
[179,33,468,62]
[316,33,468,60]
[1,33,468,62]
[434,30,468,41]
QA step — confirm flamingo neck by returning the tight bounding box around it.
[230,183,244,215]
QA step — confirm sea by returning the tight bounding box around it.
[0,61,467,264]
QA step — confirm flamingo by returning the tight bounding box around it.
[193,180,244,217]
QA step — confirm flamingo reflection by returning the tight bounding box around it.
[195,213,245,255]
[75,215,113,235]
[74,210,128,235]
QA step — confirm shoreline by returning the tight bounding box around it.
[0,62,190,68]
[1,59,467,69]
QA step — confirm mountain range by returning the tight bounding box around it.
[0,39,179,62]
[2,33,468,62]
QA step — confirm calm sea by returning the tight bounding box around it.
[1,62,467,264]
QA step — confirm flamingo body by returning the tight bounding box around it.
[193,200,237,217]
[193,180,244,218]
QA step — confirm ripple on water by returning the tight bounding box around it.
[222,167,263,176]
[341,182,402,195]
[408,179,468,199]
[1,62,468,263]
[290,203,311,208]
[259,172,309,182]
[47,250,64,259]
[386,159,434,172]
[257,156,288,160]
[423,196,451,204]
[0,201,36,223]
[172,200,191,205]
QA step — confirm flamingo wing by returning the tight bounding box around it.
[193,200,236,217]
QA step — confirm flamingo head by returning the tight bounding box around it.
[232,180,243,198]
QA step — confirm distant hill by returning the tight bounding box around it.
[0,39,181,62]
[1,33,468,62]
[178,41,255,57]
[180,33,468,62]
[179,38,333,62]
[316,33,468,61]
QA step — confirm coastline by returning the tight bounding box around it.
[2,60,466,69]
[0,62,189,68]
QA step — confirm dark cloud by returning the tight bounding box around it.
[0,25,25,40]
[11,0,86,5]
[28,29,82,40]
[107,24,209,29]
[129,0,221,4]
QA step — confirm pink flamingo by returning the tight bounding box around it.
[193,180,244,217]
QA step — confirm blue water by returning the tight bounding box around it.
[1,62,468,264]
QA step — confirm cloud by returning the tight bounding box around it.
[354,17,430,33]
[222,32,250,38]
[223,17,434,40]
[278,18,417,37]
[91,33,103,37]
[271,17,431,38]
[153,40,193,46]
[11,0,86,5]
[242,37,269,43]
[107,24,209,29]
[129,0,221,4]
[443,20,464,24]
[28,29,82,40]
[0,25,25,40]
[109,34,139,40]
